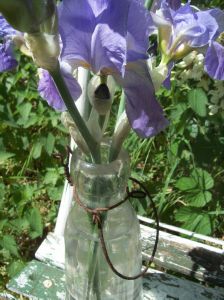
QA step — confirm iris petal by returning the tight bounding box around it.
[114,61,168,138]
[0,16,18,37]
[151,2,221,54]
[0,41,17,72]
[127,0,152,62]
[59,0,150,74]
[59,0,94,67]
[205,41,224,81]
[91,2,128,74]
[38,64,82,111]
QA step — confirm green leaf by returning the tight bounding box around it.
[175,207,212,235]
[0,151,15,164]
[10,218,29,233]
[32,141,43,159]
[187,191,212,207]
[170,103,188,122]
[7,260,26,278]
[188,88,208,117]
[191,168,214,190]
[1,235,19,257]
[45,133,55,156]
[44,168,61,186]
[17,102,32,124]
[0,182,5,199]
[175,177,197,191]
[27,207,43,239]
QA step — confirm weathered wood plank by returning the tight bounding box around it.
[138,216,224,248]
[7,261,66,300]
[140,225,224,286]
[35,224,224,287]
[0,292,18,300]
[7,260,224,300]
[143,270,224,300]
[35,233,64,269]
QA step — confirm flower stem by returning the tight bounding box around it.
[50,63,101,163]
[144,0,154,9]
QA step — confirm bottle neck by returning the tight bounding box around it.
[71,141,130,209]
[75,182,127,209]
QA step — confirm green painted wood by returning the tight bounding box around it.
[7,260,224,300]
[36,227,224,287]
[0,292,18,300]
[7,261,65,300]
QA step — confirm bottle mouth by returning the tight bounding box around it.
[70,140,130,202]
[71,139,130,176]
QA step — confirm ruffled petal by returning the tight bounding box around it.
[38,64,82,111]
[151,3,220,56]
[205,41,224,81]
[172,5,218,48]
[126,0,152,62]
[59,0,150,74]
[152,0,181,12]
[0,16,18,37]
[0,40,17,72]
[59,0,95,66]
[114,61,168,138]
[91,1,128,74]
[208,8,224,36]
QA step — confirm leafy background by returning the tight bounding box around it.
[0,0,224,293]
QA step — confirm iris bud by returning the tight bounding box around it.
[24,31,60,71]
[61,112,89,155]
[0,0,56,33]
[88,75,115,115]
[148,61,168,92]
[0,0,59,71]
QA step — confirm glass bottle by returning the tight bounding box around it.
[64,142,142,300]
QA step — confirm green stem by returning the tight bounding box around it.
[86,211,108,300]
[93,261,101,300]
[50,63,101,163]
[85,221,102,300]
[109,90,129,162]
[116,90,125,123]
[144,0,154,9]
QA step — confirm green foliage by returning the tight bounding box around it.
[188,88,208,117]
[125,59,224,238]
[0,54,67,288]
[1,1,224,289]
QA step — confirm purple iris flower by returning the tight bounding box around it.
[0,40,17,72]
[151,1,224,81]
[0,16,19,72]
[0,15,81,110]
[205,41,224,80]
[151,0,181,12]
[55,0,168,138]
[38,63,82,111]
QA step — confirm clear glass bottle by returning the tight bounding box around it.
[65,142,142,300]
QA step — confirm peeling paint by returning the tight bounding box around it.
[56,291,66,300]
[15,273,29,288]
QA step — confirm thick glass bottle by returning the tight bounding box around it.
[64,143,142,300]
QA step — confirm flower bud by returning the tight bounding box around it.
[61,112,89,155]
[87,75,115,115]
[0,0,56,33]
[148,61,168,92]
[24,31,60,71]
[109,111,131,161]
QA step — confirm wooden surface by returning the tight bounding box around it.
[7,260,224,300]
[35,223,224,286]
[140,224,224,286]
[6,216,224,299]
